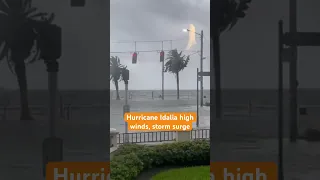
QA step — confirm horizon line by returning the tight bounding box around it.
[2,88,320,91]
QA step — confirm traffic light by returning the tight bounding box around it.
[39,24,62,60]
[132,52,137,64]
[160,51,164,62]
[236,0,251,18]
[122,68,129,83]
[71,0,85,7]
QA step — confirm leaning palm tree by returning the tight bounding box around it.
[110,56,126,100]
[211,0,252,118]
[164,49,190,99]
[0,0,55,120]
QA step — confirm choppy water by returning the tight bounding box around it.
[2,89,320,133]
[0,89,211,132]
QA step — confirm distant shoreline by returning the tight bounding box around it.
[3,88,320,91]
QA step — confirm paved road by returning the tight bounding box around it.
[214,139,320,180]
[0,118,109,180]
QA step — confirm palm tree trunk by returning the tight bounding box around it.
[213,30,222,118]
[114,80,120,100]
[176,72,180,99]
[14,63,34,120]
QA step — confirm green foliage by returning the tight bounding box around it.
[111,153,144,180]
[111,140,210,180]
[218,0,252,32]
[164,49,190,74]
[152,166,210,180]
[110,56,127,82]
[0,0,55,73]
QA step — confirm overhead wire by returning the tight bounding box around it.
[110,38,188,44]
[111,37,205,58]
[110,49,198,54]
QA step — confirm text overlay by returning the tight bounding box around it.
[210,162,277,180]
[124,112,197,131]
[46,162,110,180]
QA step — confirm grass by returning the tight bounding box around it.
[151,166,210,180]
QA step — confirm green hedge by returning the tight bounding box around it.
[111,140,210,180]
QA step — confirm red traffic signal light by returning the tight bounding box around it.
[132,52,137,64]
[71,0,85,6]
[160,51,164,62]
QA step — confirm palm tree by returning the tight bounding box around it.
[164,49,190,99]
[0,0,55,120]
[211,0,252,118]
[110,56,126,100]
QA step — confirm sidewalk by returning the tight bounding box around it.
[0,118,109,180]
[212,139,320,180]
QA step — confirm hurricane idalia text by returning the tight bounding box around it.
[124,112,197,131]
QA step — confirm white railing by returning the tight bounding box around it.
[110,128,210,148]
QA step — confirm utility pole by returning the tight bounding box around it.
[41,24,63,178]
[161,41,164,100]
[289,0,298,142]
[197,68,200,127]
[278,20,284,180]
[200,30,204,107]
[122,69,130,143]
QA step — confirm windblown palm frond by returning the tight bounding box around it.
[219,0,252,32]
[110,56,127,100]
[110,56,125,82]
[0,0,55,73]
[164,49,190,74]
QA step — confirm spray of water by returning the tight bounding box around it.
[185,24,197,50]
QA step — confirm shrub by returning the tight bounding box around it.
[111,140,210,180]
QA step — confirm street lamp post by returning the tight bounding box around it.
[40,24,63,177]
[289,0,298,143]
[183,29,204,106]
[122,69,130,143]
[200,30,204,107]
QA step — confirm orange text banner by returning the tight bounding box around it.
[46,162,110,180]
[210,162,277,180]
[124,112,197,131]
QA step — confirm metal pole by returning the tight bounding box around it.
[197,68,199,127]
[200,30,204,107]
[278,20,284,180]
[48,60,58,137]
[125,83,128,105]
[123,82,130,143]
[43,59,63,177]
[162,41,164,100]
[49,73,56,137]
[162,61,164,100]
[289,0,298,142]
[59,95,64,119]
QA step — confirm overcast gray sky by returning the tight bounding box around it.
[110,0,210,90]
[0,0,320,90]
